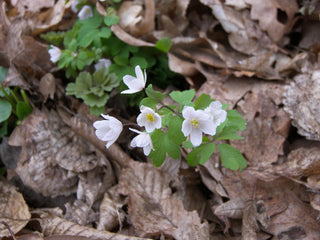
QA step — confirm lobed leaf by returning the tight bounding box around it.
[217,144,247,171]
[169,89,195,106]
[186,143,215,166]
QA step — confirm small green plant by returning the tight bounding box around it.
[93,66,247,171]
[65,68,119,115]
[0,66,33,139]
[43,1,180,116]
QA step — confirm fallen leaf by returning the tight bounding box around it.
[0,179,31,237]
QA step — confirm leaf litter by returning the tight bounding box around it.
[1,0,320,239]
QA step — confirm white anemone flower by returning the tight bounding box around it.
[129,128,154,155]
[205,101,227,127]
[78,5,93,20]
[181,106,216,147]
[48,45,61,63]
[136,106,161,133]
[95,58,112,72]
[121,65,146,94]
[71,0,80,13]
[93,114,123,148]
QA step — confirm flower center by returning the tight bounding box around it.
[191,119,200,128]
[146,113,155,122]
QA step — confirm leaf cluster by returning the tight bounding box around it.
[141,86,247,171]
[66,68,119,115]
[0,67,32,139]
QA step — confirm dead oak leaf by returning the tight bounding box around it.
[119,161,210,239]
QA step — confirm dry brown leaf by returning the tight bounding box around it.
[119,161,210,239]
[283,68,320,141]
[11,0,55,16]
[35,209,150,240]
[245,0,298,42]
[8,109,109,197]
[0,179,31,237]
[17,233,43,240]
[214,198,246,219]
[64,199,97,226]
[97,194,125,231]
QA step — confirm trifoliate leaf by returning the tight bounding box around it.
[167,115,186,145]
[145,84,165,102]
[217,144,247,171]
[16,101,32,121]
[82,93,109,107]
[186,143,215,166]
[57,51,74,69]
[149,130,181,167]
[155,38,172,53]
[169,89,195,106]
[102,73,120,91]
[226,110,246,131]
[0,100,12,123]
[194,93,213,110]
[104,7,119,26]
[90,106,105,116]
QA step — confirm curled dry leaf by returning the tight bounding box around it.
[97,194,125,231]
[283,68,320,141]
[39,73,56,101]
[119,161,210,239]
[11,0,55,16]
[36,210,150,240]
[64,199,97,226]
[214,198,246,219]
[0,179,31,237]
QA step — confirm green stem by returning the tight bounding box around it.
[20,89,30,106]
[10,88,21,103]
[145,87,182,117]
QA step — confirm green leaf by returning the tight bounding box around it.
[167,115,185,145]
[0,66,8,82]
[194,93,213,110]
[139,97,158,109]
[182,140,193,149]
[186,143,215,166]
[99,27,112,39]
[149,130,181,167]
[155,38,172,53]
[16,101,32,121]
[114,55,128,66]
[145,84,165,102]
[104,7,119,26]
[169,89,195,106]
[226,110,246,131]
[129,56,148,69]
[82,93,109,107]
[40,31,65,46]
[66,71,92,97]
[216,126,243,140]
[0,121,8,138]
[0,100,12,122]
[90,106,105,116]
[217,144,247,171]
[78,29,100,47]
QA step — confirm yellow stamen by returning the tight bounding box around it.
[191,119,199,128]
[146,113,155,122]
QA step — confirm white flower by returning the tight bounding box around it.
[93,114,123,148]
[205,101,227,127]
[48,45,61,63]
[136,106,161,133]
[129,128,154,155]
[71,0,80,13]
[95,58,112,72]
[181,106,216,147]
[78,5,93,20]
[121,65,146,94]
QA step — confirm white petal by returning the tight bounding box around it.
[190,129,203,147]
[78,6,93,20]
[181,120,192,136]
[182,106,195,119]
[200,120,217,136]
[135,65,144,82]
